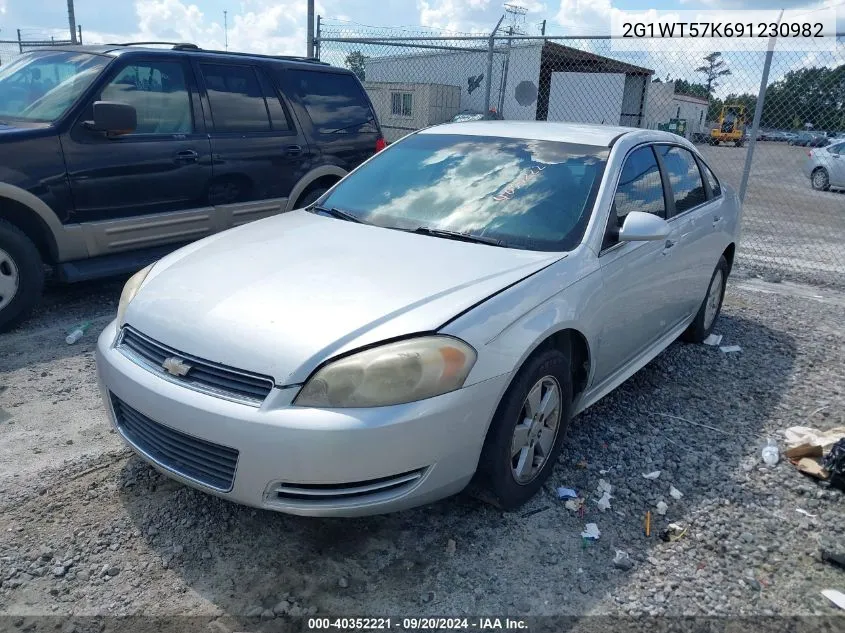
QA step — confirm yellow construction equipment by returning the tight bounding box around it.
[710,105,747,147]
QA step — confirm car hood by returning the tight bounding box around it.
[126,210,562,385]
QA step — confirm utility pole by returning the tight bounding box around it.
[67,0,78,44]
[306,0,315,58]
[224,10,228,50]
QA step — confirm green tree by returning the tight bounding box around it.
[696,52,731,95]
[344,51,366,82]
[761,65,845,131]
[674,79,710,99]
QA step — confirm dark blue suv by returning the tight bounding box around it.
[0,43,384,331]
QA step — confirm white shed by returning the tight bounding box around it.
[364,42,652,130]
[363,81,461,142]
[645,81,710,139]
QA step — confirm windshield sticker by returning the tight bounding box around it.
[493,165,546,201]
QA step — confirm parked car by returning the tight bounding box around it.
[805,141,845,191]
[0,43,385,331]
[789,132,828,147]
[96,122,740,517]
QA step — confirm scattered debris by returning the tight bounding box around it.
[597,479,612,494]
[642,471,661,480]
[669,485,683,500]
[445,539,456,554]
[556,486,578,499]
[656,501,669,516]
[612,550,634,571]
[762,439,780,466]
[65,321,93,345]
[338,577,349,589]
[576,459,588,469]
[821,589,845,611]
[822,438,845,491]
[581,523,600,540]
[565,498,584,513]
[793,456,829,481]
[649,411,732,435]
[795,508,816,518]
[784,426,845,459]
[820,548,845,570]
[520,506,550,519]
[719,345,742,353]
[644,511,652,537]
[703,333,723,346]
[660,523,688,542]
[596,491,612,512]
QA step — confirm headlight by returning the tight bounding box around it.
[116,264,154,327]
[294,336,477,408]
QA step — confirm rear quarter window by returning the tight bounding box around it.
[283,69,377,135]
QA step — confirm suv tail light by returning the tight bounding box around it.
[375,137,387,153]
[808,150,813,157]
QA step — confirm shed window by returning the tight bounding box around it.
[391,92,412,117]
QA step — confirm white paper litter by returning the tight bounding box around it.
[565,498,582,512]
[720,345,742,353]
[669,486,683,500]
[642,471,661,480]
[556,487,578,499]
[581,523,600,540]
[703,334,723,346]
[596,491,612,512]
[795,508,816,518]
[783,425,845,452]
[821,589,845,611]
[597,479,612,494]
[656,501,669,516]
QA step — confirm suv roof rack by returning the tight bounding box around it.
[106,42,328,64]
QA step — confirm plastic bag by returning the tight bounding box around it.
[822,437,845,491]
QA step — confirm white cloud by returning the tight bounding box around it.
[417,0,491,33]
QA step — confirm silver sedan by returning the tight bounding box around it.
[96,122,741,516]
[805,141,845,191]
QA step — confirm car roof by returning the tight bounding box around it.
[418,121,680,148]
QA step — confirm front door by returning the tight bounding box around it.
[593,145,687,385]
[194,61,312,223]
[62,56,214,254]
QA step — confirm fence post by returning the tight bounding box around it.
[306,0,315,58]
[17,29,22,53]
[315,15,322,60]
[498,26,513,115]
[739,10,782,204]
[78,25,82,44]
[484,15,504,113]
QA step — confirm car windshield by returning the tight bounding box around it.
[318,133,608,252]
[0,51,109,122]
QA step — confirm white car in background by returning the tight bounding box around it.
[806,141,845,191]
[96,122,741,517]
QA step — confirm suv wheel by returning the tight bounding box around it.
[0,219,44,332]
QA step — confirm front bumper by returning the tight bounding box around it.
[95,321,510,517]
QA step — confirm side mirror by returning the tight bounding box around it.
[618,211,671,242]
[86,101,137,135]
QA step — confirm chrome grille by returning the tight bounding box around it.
[119,327,274,405]
[110,394,238,491]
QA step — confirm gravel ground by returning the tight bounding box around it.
[0,273,843,628]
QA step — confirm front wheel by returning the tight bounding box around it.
[474,349,572,510]
[682,256,729,344]
[0,219,44,332]
[811,168,830,191]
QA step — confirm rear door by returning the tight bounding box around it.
[594,145,687,384]
[194,61,311,225]
[278,68,380,172]
[822,142,845,187]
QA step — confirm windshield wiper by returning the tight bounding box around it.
[412,227,507,247]
[310,205,364,223]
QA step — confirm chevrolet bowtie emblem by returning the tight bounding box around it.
[162,357,191,377]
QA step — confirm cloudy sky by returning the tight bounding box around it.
[1,0,842,96]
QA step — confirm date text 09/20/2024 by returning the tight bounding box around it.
[306,618,528,630]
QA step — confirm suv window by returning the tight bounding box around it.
[700,160,722,197]
[613,146,666,231]
[200,64,270,132]
[256,70,291,131]
[656,146,707,214]
[286,70,376,134]
[100,61,192,134]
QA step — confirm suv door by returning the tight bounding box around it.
[62,56,214,253]
[654,145,720,318]
[593,145,687,385]
[194,61,311,223]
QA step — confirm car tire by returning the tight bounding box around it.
[811,167,830,191]
[681,255,729,344]
[294,187,329,210]
[474,348,573,510]
[0,219,44,333]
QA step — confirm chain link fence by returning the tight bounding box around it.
[1,31,81,68]
[317,23,845,288]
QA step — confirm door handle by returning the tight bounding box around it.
[174,150,198,164]
[286,145,303,155]
[712,215,723,227]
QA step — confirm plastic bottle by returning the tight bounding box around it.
[762,439,779,466]
[65,321,92,345]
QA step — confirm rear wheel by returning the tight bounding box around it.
[682,256,728,344]
[474,349,572,510]
[0,219,44,332]
[811,167,830,191]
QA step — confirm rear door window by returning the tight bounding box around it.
[284,70,376,135]
[655,145,707,214]
[199,63,271,132]
[699,160,722,197]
